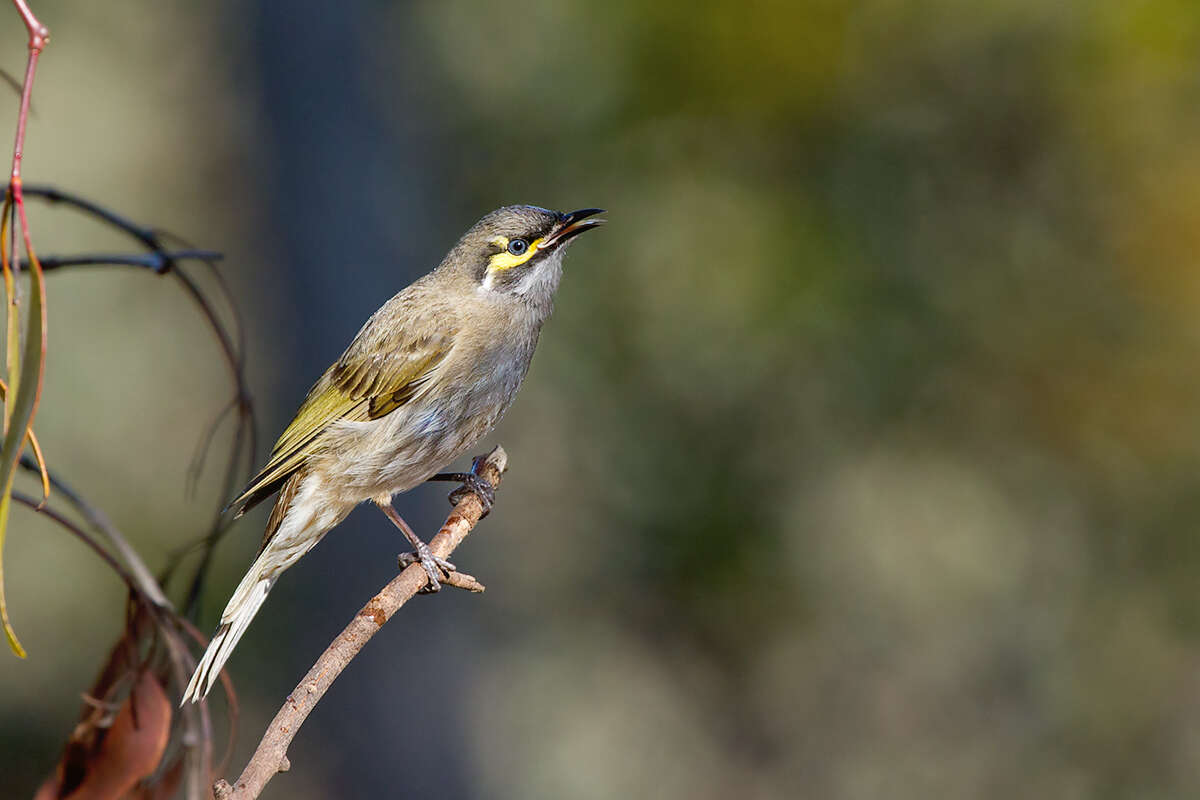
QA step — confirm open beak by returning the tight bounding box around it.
[540,208,606,249]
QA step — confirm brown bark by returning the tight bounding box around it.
[213,446,507,799]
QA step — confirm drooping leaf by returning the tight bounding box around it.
[0,377,50,505]
[0,195,47,657]
[34,669,173,800]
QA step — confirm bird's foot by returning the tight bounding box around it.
[428,471,495,517]
[398,543,456,593]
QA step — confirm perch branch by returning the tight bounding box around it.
[213,446,508,800]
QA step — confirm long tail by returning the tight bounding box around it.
[181,471,346,704]
[181,564,276,704]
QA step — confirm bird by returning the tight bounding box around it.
[181,205,604,704]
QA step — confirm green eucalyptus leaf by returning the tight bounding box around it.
[0,236,46,658]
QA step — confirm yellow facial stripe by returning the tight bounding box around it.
[487,236,544,272]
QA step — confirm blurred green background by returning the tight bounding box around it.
[5,0,1200,797]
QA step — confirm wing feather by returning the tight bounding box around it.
[227,292,458,517]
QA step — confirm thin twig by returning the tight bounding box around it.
[11,183,259,623]
[21,250,223,272]
[19,183,173,267]
[8,1,48,266]
[214,446,508,800]
[11,187,252,455]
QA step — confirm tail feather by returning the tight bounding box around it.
[181,576,274,704]
[182,470,343,705]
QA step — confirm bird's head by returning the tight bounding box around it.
[445,205,604,311]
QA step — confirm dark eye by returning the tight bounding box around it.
[507,238,529,256]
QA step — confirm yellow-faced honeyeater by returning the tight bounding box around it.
[182,206,604,703]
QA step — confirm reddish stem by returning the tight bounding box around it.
[9,0,49,250]
[10,0,47,48]
[4,0,49,450]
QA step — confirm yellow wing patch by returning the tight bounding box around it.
[226,309,456,517]
[225,381,362,517]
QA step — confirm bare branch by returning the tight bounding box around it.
[11,183,259,625]
[22,250,224,272]
[214,446,508,800]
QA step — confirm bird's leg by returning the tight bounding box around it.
[374,500,455,593]
[426,471,495,516]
